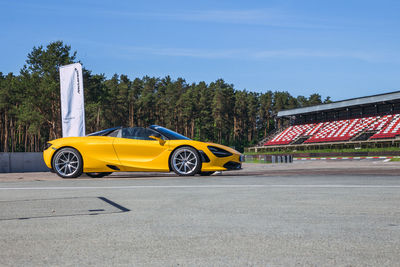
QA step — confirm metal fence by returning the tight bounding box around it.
[244,154,293,163]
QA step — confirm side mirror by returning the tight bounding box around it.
[149,135,166,145]
[150,132,162,138]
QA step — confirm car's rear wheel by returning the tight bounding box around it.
[85,172,112,178]
[170,146,201,176]
[200,171,215,176]
[52,147,83,178]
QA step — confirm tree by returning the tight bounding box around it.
[308,93,322,106]
[324,96,333,104]
[0,41,333,152]
[196,81,214,141]
[297,95,308,107]
[22,41,77,140]
[259,91,273,137]
[246,92,259,143]
[211,79,234,144]
[83,70,107,132]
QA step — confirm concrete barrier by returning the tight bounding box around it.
[0,153,49,173]
[0,153,10,173]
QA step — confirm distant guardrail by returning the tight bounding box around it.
[0,153,49,173]
[245,154,293,163]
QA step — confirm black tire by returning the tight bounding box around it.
[170,146,201,176]
[200,171,215,176]
[52,147,83,178]
[85,172,113,178]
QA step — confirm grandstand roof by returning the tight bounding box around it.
[278,91,400,117]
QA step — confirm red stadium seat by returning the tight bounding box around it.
[370,114,400,139]
[265,123,315,145]
[264,113,400,145]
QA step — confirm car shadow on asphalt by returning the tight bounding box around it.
[0,196,130,221]
[93,171,251,179]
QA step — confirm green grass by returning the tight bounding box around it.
[390,157,400,162]
[244,146,400,155]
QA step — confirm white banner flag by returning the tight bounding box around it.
[59,63,85,137]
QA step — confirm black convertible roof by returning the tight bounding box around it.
[87,127,122,136]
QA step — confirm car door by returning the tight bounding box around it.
[113,127,170,171]
[79,136,121,172]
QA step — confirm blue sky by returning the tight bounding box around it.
[1,0,400,100]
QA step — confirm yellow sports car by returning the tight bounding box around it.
[43,125,244,178]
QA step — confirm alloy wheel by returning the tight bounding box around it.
[172,147,200,175]
[54,149,81,178]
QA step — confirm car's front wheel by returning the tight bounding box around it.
[52,147,83,178]
[170,146,201,176]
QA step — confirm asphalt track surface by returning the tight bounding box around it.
[1,161,400,266]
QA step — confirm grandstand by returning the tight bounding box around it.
[250,91,400,152]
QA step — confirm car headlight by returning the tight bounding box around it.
[207,146,233,157]
[43,142,52,151]
[239,155,245,162]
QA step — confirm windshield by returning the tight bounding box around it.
[149,125,191,140]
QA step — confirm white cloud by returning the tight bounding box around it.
[99,9,333,29]
[116,45,385,62]
[75,40,391,63]
[253,49,381,61]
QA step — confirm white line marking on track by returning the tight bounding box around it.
[1,184,400,190]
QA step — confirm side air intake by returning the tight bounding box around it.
[106,165,120,171]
